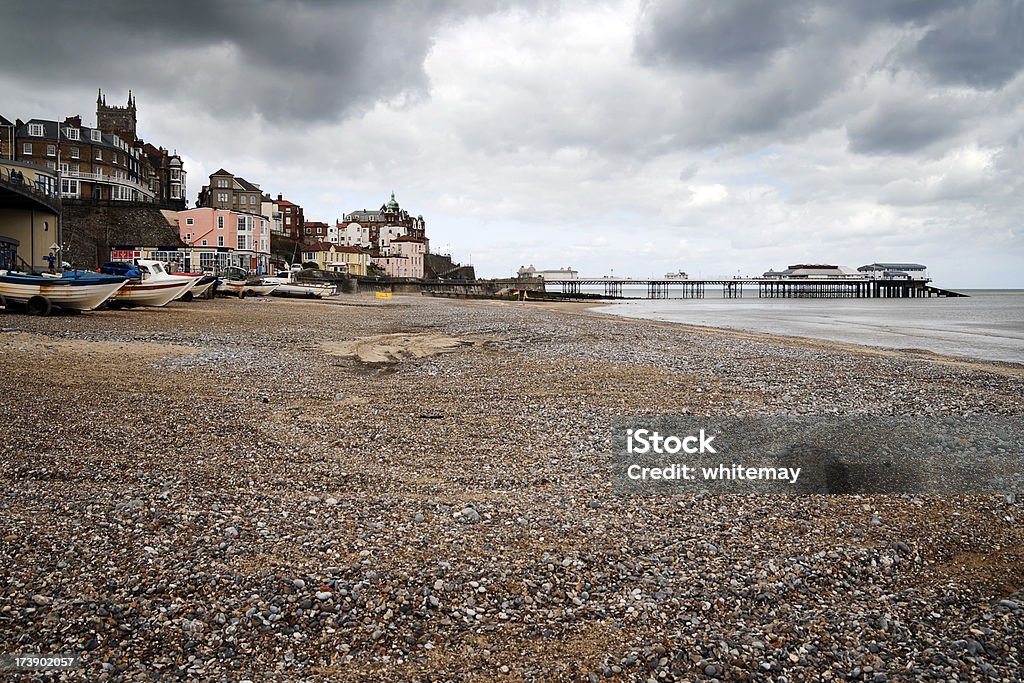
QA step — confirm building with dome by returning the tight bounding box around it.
[334,191,427,250]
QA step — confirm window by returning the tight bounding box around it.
[237,216,247,230]
[217,216,224,229]
[71,162,79,173]
[22,142,31,155]
[217,192,227,203]
[95,149,103,160]
[91,130,101,142]
[46,144,56,156]
[285,217,291,225]
[46,160,56,170]
[237,235,246,250]
[185,218,194,225]
[184,232,192,241]
[69,147,79,159]
[61,178,79,196]
[28,123,44,136]
[249,195,256,205]
[200,239,208,246]
[112,153,118,165]
[218,236,224,247]
[305,227,311,235]
[66,128,80,141]
[216,178,228,188]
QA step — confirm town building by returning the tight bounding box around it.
[197,168,264,214]
[301,241,370,276]
[4,90,185,208]
[277,196,304,240]
[337,192,426,249]
[176,206,271,273]
[0,158,61,271]
[303,220,329,241]
[373,236,427,279]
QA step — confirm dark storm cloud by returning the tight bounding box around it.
[0,0,517,124]
[846,97,965,155]
[908,0,1024,90]
[634,0,815,71]
[632,0,1024,153]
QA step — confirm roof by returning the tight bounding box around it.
[0,115,13,126]
[211,168,232,176]
[234,176,260,192]
[859,262,926,271]
[392,236,424,243]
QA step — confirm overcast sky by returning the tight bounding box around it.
[2,0,1022,286]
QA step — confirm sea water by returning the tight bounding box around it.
[595,290,1024,364]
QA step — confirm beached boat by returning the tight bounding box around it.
[217,267,280,298]
[264,272,336,298]
[170,272,218,301]
[100,259,198,307]
[189,276,218,299]
[0,270,127,315]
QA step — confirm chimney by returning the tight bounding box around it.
[277,193,283,201]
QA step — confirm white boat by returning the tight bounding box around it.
[0,270,127,315]
[264,273,335,299]
[101,259,198,307]
[190,277,217,299]
[171,273,218,301]
[217,267,280,298]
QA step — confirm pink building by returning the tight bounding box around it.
[373,236,427,279]
[178,206,271,273]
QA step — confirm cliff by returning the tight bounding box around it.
[60,201,182,268]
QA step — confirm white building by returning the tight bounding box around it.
[857,263,929,280]
[517,264,579,280]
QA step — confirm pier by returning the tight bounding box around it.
[541,278,968,299]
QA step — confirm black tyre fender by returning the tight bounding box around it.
[27,295,52,316]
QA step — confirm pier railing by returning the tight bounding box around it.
[541,278,967,299]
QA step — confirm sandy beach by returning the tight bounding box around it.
[1,294,1022,681]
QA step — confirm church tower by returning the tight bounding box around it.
[96,88,138,142]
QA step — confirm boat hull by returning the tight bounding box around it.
[190,279,216,298]
[218,280,279,297]
[0,277,126,311]
[113,278,197,307]
[271,283,335,298]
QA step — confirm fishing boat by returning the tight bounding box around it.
[0,270,127,315]
[217,267,280,298]
[189,275,218,299]
[264,272,336,298]
[99,259,198,307]
[170,272,218,301]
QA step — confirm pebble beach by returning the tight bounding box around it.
[1,295,1022,681]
